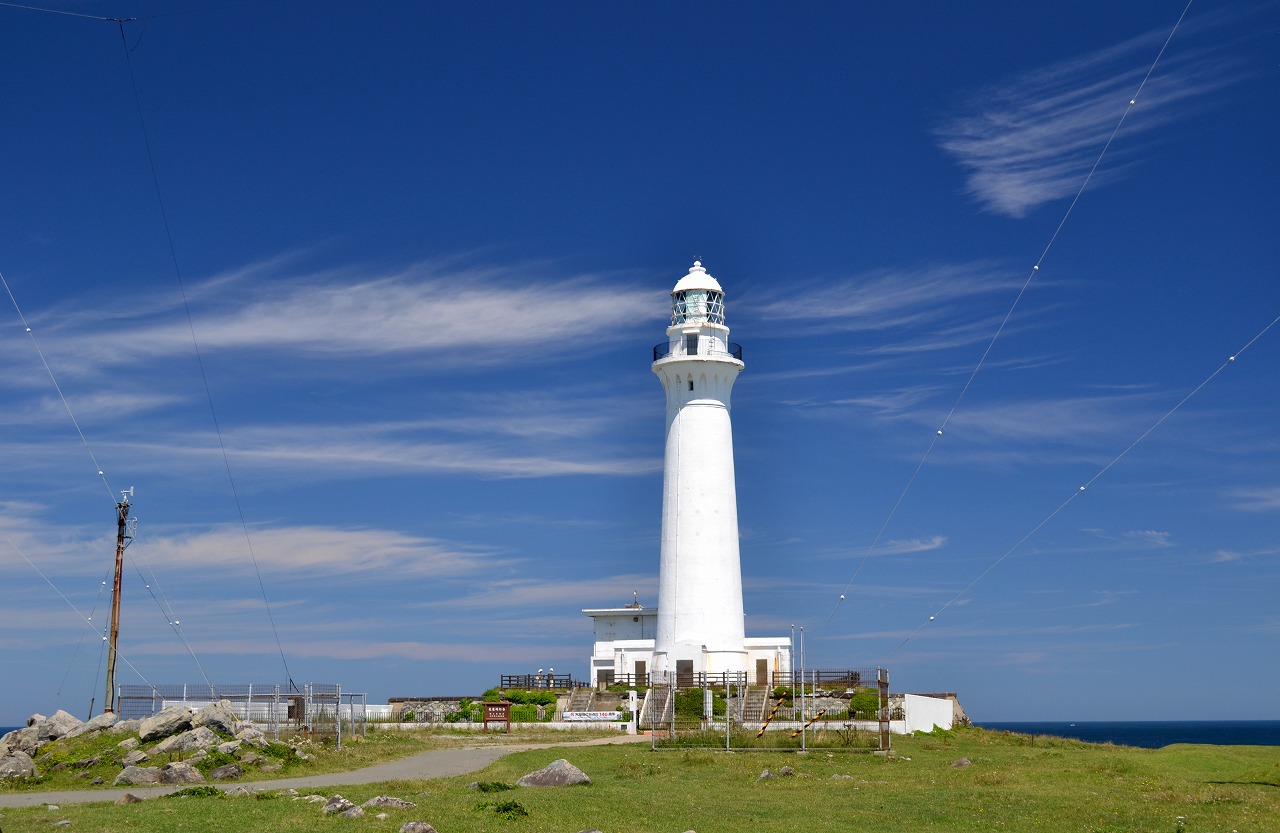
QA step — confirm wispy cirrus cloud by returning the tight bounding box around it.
[936,23,1243,216]
[23,256,661,376]
[745,262,1014,335]
[1229,486,1280,513]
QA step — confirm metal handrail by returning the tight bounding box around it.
[653,341,743,362]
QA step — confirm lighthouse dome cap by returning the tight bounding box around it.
[672,260,723,294]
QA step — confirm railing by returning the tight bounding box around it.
[653,341,743,362]
[500,673,581,690]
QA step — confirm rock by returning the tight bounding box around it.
[831,773,855,780]
[302,794,327,803]
[0,750,40,779]
[399,823,439,833]
[778,765,796,777]
[757,769,775,781]
[322,795,357,815]
[516,758,591,787]
[114,765,161,786]
[113,719,142,734]
[226,786,253,797]
[155,726,219,754]
[65,710,118,740]
[122,750,149,766]
[278,788,298,796]
[71,755,102,768]
[139,705,193,742]
[53,820,71,827]
[39,710,85,742]
[363,795,417,809]
[216,740,241,754]
[209,764,244,781]
[118,737,140,750]
[239,750,261,764]
[0,726,39,756]
[234,726,269,748]
[951,758,972,768]
[465,781,480,790]
[339,807,366,819]
[26,712,47,727]
[259,763,283,772]
[45,803,59,810]
[159,761,206,784]
[576,830,607,833]
[192,700,240,736]
[115,793,144,805]
[91,776,103,785]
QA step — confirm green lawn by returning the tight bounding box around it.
[2,728,1277,832]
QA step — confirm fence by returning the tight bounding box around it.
[645,668,892,752]
[115,682,367,747]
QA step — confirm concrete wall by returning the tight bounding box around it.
[902,693,954,733]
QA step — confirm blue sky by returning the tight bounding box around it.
[1,1,1276,725]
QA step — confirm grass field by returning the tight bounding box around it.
[2,728,1277,832]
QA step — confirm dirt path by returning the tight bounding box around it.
[0,734,647,809]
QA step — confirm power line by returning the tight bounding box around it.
[884,314,1279,659]
[823,0,1199,630]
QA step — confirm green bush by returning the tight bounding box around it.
[674,688,726,718]
[164,786,224,799]
[502,689,558,706]
[847,688,881,719]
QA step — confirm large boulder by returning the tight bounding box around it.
[516,758,591,787]
[208,764,243,781]
[154,726,219,754]
[38,710,84,743]
[193,700,240,736]
[0,750,39,779]
[0,726,39,756]
[399,823,438,833]
[139,706,193,742]
[113,719,142,735]
[65,711,118,740]
[114,765,161,786]
[122,749,149,766]
[159,761,205,784]
[234,726,269,748]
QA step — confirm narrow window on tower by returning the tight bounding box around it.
[685,334,699,356]
[688,379,694,392]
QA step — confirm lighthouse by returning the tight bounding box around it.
[582,261,790,690]
[650,261,746,682]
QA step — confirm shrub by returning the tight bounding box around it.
[674,688,726,718]
[164,786,224,799]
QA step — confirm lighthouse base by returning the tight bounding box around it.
[583,607,792,689]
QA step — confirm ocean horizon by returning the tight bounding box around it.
[976,720,1280,749]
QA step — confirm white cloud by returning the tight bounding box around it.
[24,257,662,376]
[1230,486,1280,513]
[936,25,1241,216]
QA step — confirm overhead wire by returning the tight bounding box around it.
[110,15,296,689]
[823,0,1199,628]
[884,314,1280,659]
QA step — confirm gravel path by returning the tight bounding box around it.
[0,733,647,809]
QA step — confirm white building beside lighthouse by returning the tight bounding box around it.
[584,261,791,688]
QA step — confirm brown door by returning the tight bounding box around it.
[756,659,769,687]
[676,659,694,688]
[634,660,647,687]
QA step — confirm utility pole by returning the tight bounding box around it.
[104,488,134,714]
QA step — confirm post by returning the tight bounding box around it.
[103,493,131,713]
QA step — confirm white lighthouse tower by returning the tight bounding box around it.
[650,261,746,683]
[582,261,790,690]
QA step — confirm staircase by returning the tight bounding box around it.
[640,687,674,727]
[566,689,594,712]
[742,687,769,723]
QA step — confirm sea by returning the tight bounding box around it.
[976,720,1280,749]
